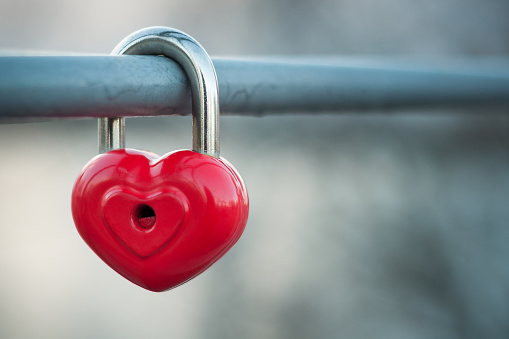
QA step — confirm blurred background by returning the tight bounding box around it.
[1,1,509,338]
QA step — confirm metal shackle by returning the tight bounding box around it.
[99,26,220,158]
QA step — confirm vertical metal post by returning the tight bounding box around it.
[99,117,125,153]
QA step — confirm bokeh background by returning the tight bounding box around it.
[1,1,509,338]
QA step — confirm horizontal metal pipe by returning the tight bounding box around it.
[1,55,509,121]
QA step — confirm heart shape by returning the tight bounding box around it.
[72,149,248,292]
[102,188,188,258]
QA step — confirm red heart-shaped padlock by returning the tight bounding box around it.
[71,148,248,292]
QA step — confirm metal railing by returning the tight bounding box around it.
[1,56,509,121]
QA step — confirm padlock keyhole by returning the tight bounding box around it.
[133,205,156,230]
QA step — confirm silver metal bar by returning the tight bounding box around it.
[1,56,509,121]
[104,27,220,157]
[98,117,125,153]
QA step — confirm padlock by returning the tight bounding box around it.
[71,27,249,292]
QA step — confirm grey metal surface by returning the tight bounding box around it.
[100,27,219,156]
[1,56,509,121]
[99,117,125,154]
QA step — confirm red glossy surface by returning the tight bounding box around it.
[71,149,248,292]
